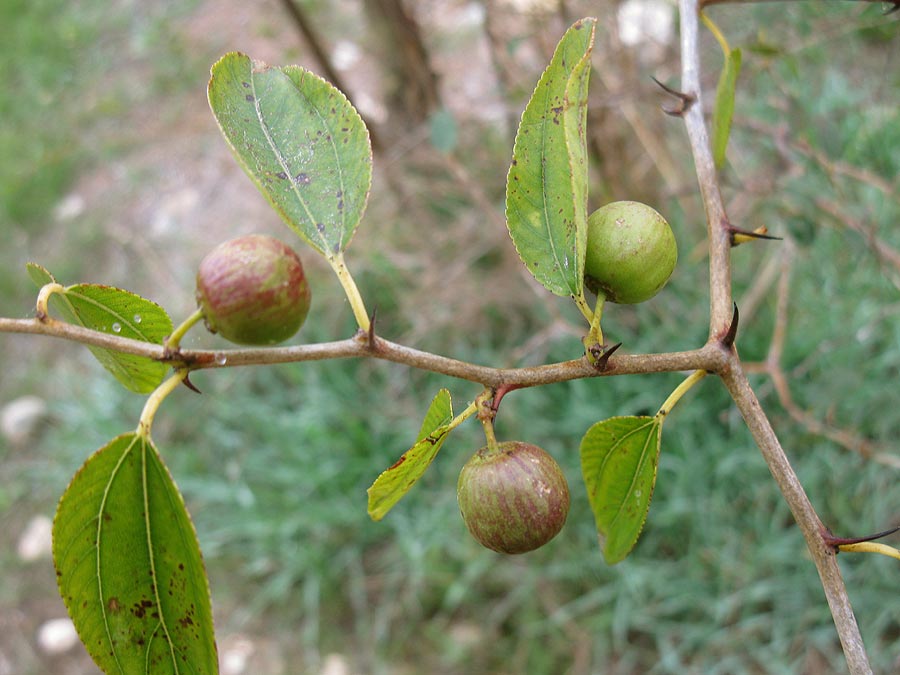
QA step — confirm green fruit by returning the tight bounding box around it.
[457,441,570,554]
[584,201,677,304]
[196,234,311,345]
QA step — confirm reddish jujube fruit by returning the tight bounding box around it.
[457,441,570,554]
[196,234,311,345]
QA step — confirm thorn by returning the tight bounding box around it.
[366,307,377,349]
[727,223,782,247]
[721,303,739,349]
[594,342,622,371]
[490,383,523,415]
[651,76,695,116]
[823,525,900,551]
[182,373,202,394]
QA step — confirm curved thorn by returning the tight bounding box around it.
[181,373,202,394]
[490,382,523,415]
[722,303,739,349]
[823,525,900,551]
[651,76,695,116]
[595,342,622,371]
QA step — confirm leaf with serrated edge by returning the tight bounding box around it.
[580,416,663,564]
[712,48,742,169]
[367,389,453,521]
[27,265,172,394]
[53,433,217,674]
[505,18,595,297]
[208,52,372,258]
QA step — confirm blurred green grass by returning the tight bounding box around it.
[2,2,899,674]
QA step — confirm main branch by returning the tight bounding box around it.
[678,0,871,671]
[0,316,724,389]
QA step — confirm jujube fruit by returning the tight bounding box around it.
[457,441,570,554]
[583,200,677,304]
[196,234,311,345]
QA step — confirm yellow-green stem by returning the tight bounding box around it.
[700,12,731,55]
[481,416,500,453]
[658,369,707,419]
[137,369,188,437]
[447,400,479,432]
[839,542,900,561]
[588,291,606,347]
[166,308,204,351]
[36,282,66,318]
[330,252,370,331]
[574,292,594,325]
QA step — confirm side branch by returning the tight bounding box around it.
[0,317,725,389]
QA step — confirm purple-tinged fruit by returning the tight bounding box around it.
[584,201,677,304]
[196,234,311,345]
[457,441,570,554]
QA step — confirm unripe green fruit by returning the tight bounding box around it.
[457,441,570,554]
[196,234,311,345]
[584,201,677,304]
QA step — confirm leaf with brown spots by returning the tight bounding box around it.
[505,19,596,297]
[367,389,453,521]
[52,433,217,674]
[207,52,372,260]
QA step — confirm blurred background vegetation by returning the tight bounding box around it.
[1,1,898,673]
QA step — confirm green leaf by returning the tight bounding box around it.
[505,18,596,297]
[367,389,454,521]
[53,433,217,675]
[580,415,663,564]
[28,264,173,394]
[208,52,372,259]
[712,47,742,169]
[26,261,54,287]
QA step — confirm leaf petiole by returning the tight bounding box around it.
[329,252,370,332]
[838,542,900,561]
[657,369,707,420]
[137,368,189,437]
[35,282,66,319]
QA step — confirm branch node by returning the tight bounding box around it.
[490,382,523,415]
[590,342,622,371]
[651,76,695,116]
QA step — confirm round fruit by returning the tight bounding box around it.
[457,441,570,554]
[196,234,311,345]
[583,201,677,304]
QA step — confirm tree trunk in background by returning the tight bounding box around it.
[366,0,441,127]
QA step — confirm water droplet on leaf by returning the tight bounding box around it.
[133,314,142,324]
[111,323,122,333]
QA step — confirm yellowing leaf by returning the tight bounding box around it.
[367,389,453,521]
